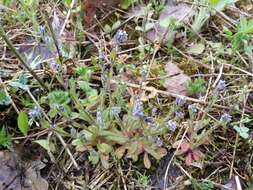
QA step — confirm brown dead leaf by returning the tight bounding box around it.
[164,62,191,96]
[221,176,239,190]
[0,151,48,190]
[146,3,195,44]
[115,145,127,159]
[144,152,151,169]
[140,87,157,102]
[127,4,154,18]
[120,68,141,96]
[84,0,120,27]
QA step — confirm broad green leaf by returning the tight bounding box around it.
[65,0,71,6]
[34,139,56,152]
[18,111,29,136]
[233,125,249,139]
[97,143,113,154]
[100,130,128,144]
[48,90,70,108]
[88,150,99,165]
[144,146,161,160]
[187,43,205,55]
[210,0,218,5]
[0,90,11,106]
[120,0,137,9]
[112,21,121,31]
[160,17,176,28]
[103,24,112,34]
[0,127,12,149]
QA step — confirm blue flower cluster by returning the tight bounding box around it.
[28,106,42,118]
[132,96,144,118]
[113,30,128,44]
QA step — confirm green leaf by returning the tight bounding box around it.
[103,24,112,34]
[97,143,113,154]
[111,21,121,31]
[160,17,177,28]
[34,139,56,152]
[100,130,128,144]
[144,146,161,160]
[0,127,12,149]
[120,0,137,9]
[10,73,28,90]
[187,43,205,55]
[65,0,71,6]
[88,150,100,165]
[233,125,249,139]
[0,90,11,106]
[18,111,29,136]
[210,0,218,6]
[48,90,70,108]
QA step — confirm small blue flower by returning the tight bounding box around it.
[96,109,103,127]
[114,30,128,44]
[56,104,65,112]
[175,97,186,107]
[165,120,176,132]
[144,116,157,128]
[50,62,60,72]
[188,104,198,113]
[38,25,46,36]
[220,113,232,123]
[156,137,163,147]
[98,49,104,63]
[141,65,148,81]
[175,111,184,119]
[151,107,158,117]
[111,106,121,116]
[132,96,144,118]
[216,80,226,91]
[28,106,42,118]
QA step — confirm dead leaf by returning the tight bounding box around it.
[221,176,241,190]
[115,146,127,159]
[150,149,183,189]
[140,87,157,101]
[0,151,48,190]
[146,3,195,44]
[83,0,120,27]
[164,62,191,96]
[185,152,193,166]
[144,152,151,169]
[127,4,153,18]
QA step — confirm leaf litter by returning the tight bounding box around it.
[164,62,191,96]
[146,2,195,44]
[0,151,48,190]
